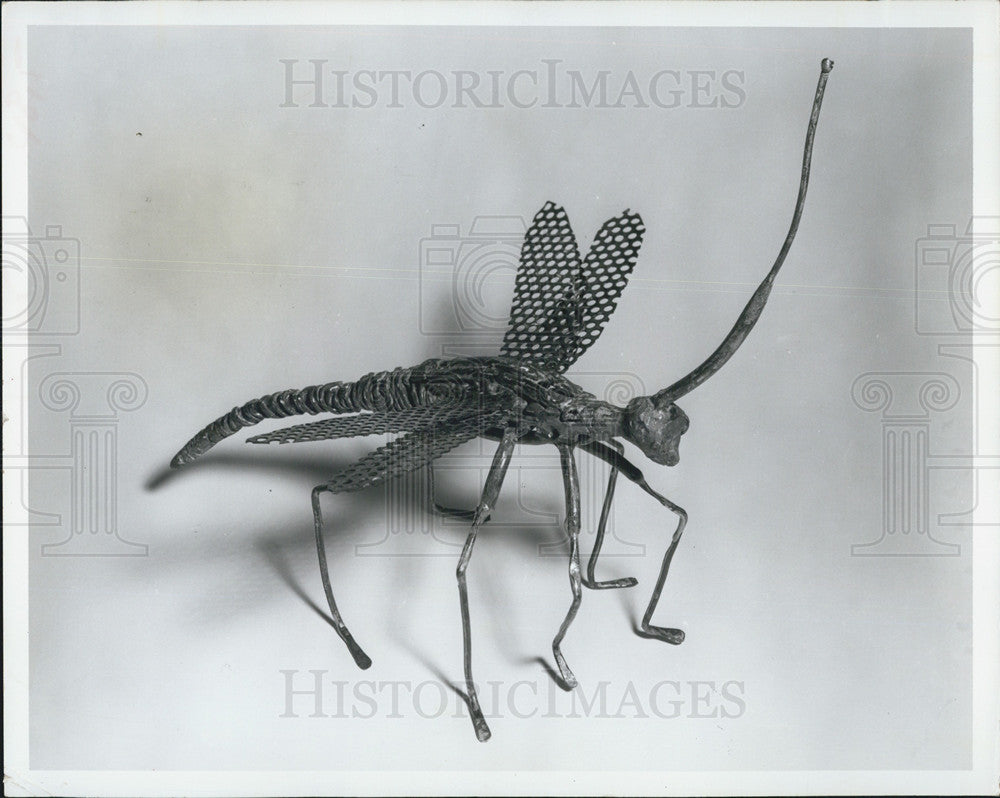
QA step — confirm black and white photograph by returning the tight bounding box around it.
[3,2,999,795]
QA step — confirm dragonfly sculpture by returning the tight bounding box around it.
[172,59,833,741]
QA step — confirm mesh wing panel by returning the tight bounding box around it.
[323,412,507,495]
[501,203,644,373]
[246,402,473,445]
[501,202,582,371]
[562,209,645,369]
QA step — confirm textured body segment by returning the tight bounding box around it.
[170,359,466,467]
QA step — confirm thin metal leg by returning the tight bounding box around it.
[551,445,583,689]
[635,484,688,646]
[583,440,638,591]
[456,429,517,742]
[311,486,372,669]
[579,441,687,645]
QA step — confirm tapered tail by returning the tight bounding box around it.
[170,364,451,468]
[656,58,834,404]
[171,383,351,468]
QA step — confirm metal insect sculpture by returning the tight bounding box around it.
[172,59,833,741]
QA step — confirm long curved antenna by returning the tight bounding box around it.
[656,58,834,404]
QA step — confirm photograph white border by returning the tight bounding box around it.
[3,2,998,795]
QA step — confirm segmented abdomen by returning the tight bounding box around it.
[170,360,461,467]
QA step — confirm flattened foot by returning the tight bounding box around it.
[639,625,685,645]
[553,647,578,689]
[472,714,492,742]
[582,575,637,590]
[467,693,492,741]
[340,631,373,670]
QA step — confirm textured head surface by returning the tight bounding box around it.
[622,395,690,466]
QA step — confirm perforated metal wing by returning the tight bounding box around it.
[322,411,509,494]
[501,202,645,373]
[501,202,582,371]
[567,210,645,366]
[246,402,475,446]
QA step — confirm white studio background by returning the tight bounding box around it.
[10,16,991,789]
